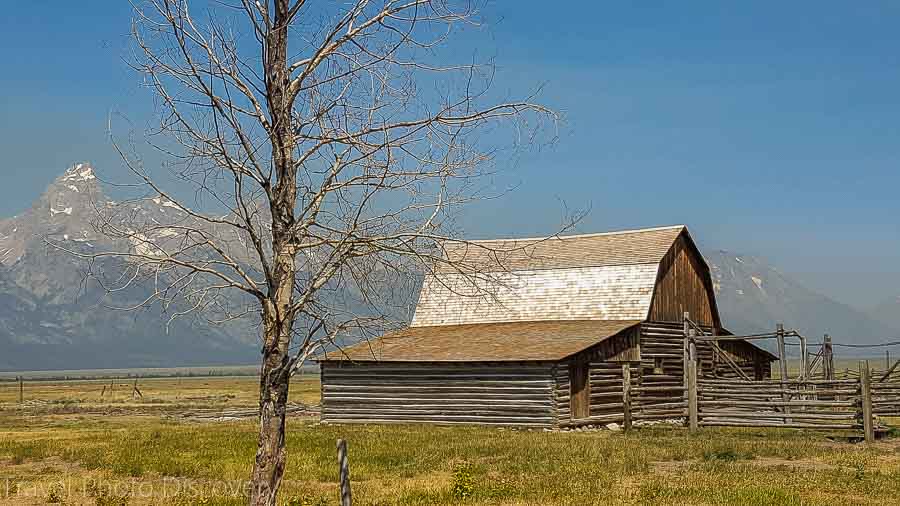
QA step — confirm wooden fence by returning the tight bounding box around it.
[872,363,900,419]
[606,315,900,441]
[609,363,893,442]
[694,377,863,431]
[684,357,900,441]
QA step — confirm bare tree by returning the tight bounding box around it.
[73,1,558,504]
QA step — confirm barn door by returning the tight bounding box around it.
[570,359,591,419]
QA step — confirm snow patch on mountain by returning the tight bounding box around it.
[60,164,95,182]
[750,275,765,294]
[152,196,183,210]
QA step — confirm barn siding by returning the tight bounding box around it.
[640,321,772,385]
[320,362,557,427]
[717,341,773,380]
[553,328,641,425]
[637,322,687,413]
[649,234,719,327]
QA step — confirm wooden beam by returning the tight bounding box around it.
[880,359,900,382]
[799,334,808,380]
[622,364,632,432]
[687,359,698,432]
[776,324,793,424]
[708,342,752,381]
[683,312,690,391]
[860,361,874,444]
[337,439,352,506]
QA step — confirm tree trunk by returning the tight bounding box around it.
[250,2,299,504]
[249,334,291,506]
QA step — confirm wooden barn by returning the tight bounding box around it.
[317,225,776,428]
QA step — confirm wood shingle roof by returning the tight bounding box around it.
[437,225,686,273]
[320,320,642,362]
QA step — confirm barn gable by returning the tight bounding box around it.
[648,229,722,328]
[410,225,720,328]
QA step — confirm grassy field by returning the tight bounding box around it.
[0,375,321,413]
[1,376,900,505]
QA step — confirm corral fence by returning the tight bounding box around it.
[679,314,900,442]
[598,314,900,441]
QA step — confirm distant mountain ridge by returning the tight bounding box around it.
[0,164,257,371]
[0,164,895,370]
[869,296,900,334]
[707,250,898,353]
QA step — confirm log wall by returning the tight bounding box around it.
[637,321,773,418]
[716,340,773,380]
[636,322,687,418]
[554,327,641,425]
[320,362,557,427]
[640,322,772,382]
[321,323,771,429]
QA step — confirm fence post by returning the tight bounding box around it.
[688,329,698,364]
[776,324,788,380]
[337,439,352,506]
[824,335,834,381]
[776,324,791,424]
[860,361,874,443]
[687,358,698,432]
[622,364,632,432]
[799,334,808,381]
[683,312,690,391]
[18,376,24,404]
[710,326,719,377]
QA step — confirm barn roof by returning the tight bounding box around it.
[437,225,686,273]
[317,320,641,362]
[411,225,692,327]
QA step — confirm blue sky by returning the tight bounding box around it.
[1,1,898,309]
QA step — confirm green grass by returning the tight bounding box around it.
[2,416,900,505]
[1,375,900,505]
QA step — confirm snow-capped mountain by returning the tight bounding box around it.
[0,164,257,371]
[707,250,898,351]
[0,164,102,267]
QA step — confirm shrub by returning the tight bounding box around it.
[450,461,475,499]
[47,483,65,503]
[703,449,742,462]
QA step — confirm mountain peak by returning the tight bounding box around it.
[37,163,104,220]
[46,163,100,195]
[58,163,96,183]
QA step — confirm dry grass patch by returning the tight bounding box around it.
[1,376,900,504]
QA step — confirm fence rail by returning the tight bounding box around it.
[566,316,900,440]
[682,358,900,441]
